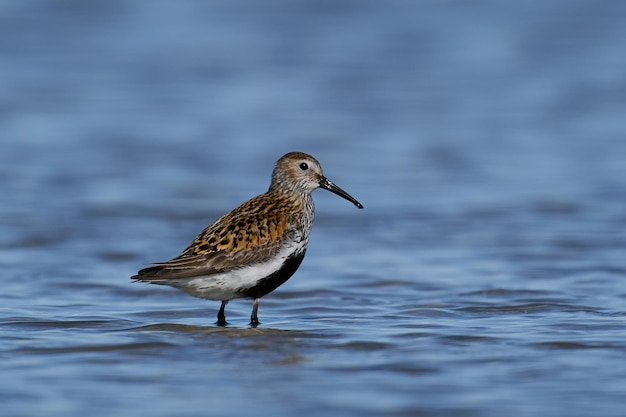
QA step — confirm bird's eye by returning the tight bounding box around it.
[299,162,309,170]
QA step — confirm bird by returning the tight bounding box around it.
[132,152,363,326]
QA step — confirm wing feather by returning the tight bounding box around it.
[132,193,298,282]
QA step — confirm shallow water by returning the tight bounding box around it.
[2,1,626,416]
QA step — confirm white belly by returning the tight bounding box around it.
[165,241,304,301]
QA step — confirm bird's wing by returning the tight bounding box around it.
[132,196,297,281]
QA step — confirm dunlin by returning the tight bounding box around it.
[132,152,363,326]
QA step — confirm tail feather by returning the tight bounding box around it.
[131,265,166,282]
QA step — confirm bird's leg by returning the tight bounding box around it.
[217,300,228,326]
[250,298,260,327]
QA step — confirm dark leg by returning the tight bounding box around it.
[250,298,260,327]
[217,300,228,326]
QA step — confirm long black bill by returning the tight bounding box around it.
[319,176,364,209]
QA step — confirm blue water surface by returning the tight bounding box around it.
[1,1,626,416]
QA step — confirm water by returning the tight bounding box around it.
[2,1,626,416]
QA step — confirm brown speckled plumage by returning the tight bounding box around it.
[132,152,363,326]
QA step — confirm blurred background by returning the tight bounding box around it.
[4,0,626,218]
[1,1,626,416]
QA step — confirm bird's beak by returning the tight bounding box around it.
[319,176,364,209]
